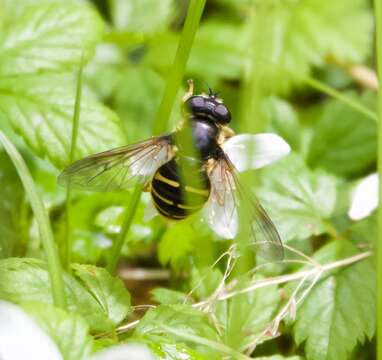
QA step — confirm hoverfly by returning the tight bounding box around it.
[59,80,289,260]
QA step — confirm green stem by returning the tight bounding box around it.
[303,76,378,122]
[63,60,83,270]
[152,0,206,135]
[107,184,142,273]
[106,0,206,273]
[374,0,382,358]
[0,131,67,309]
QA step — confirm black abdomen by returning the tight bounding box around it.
[151,158,210,220]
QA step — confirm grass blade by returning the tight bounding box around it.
[107,0,206,273]
[63,59,84,270]
[0,131,67,309]
[374,0,382,358]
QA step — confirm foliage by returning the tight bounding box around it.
[0,0,377,360]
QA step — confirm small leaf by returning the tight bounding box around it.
[293,241,375,360]
[151,288,188,305]
[258,154,338,242]
[0,0,104,76]
[72,264,131,325]
[22,302,93,360]
[0,73,125,167]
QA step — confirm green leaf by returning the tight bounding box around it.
[307,93,377,177]
[0,73,125,167]
[138,334,209,360]
[250,0,372,92]
[254,356,302,360]
[221,276,280,351]
[258,154,338,242]
[158,222,194,270]
[0,258,125,331]
[109,0,174,33]
[71,264,131,325]
[151,288,188,305]
[293,241,375,360]
[0,0,103,76]
[135,304,221,345]
[22,302,93,360]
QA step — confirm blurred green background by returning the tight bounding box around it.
[0,0,377,359]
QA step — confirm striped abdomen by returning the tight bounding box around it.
[151,158,210,220]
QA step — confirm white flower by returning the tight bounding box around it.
[89,343,155,360]
[348,173,378,221]
[145,133,291,238]
[0,301,62,360]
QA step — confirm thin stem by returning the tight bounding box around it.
[303,76,378,122]
[107,183,142,273]
[152,0,206,135]
[107,0,206,273]
[375,0,382,358]
[63,59,83,270]
[0,131,67,309]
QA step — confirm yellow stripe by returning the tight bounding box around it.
[154,172,180,187]
[185,186,209,197]
[152,199,186,220]
[151,187,174,205]
[177,203,203,210]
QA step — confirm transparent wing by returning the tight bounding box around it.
[58,135,173,191]
[205,151,284,261]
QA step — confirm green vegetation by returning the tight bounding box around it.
[0,0,378,359]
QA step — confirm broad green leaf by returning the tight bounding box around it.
[0,73,125,167]
[0,258,123,331]
[22,302,93,360]
[294,241,375,360]
[254,356,302,360]
[307,93,377,177]
[71,264,131,325]
[109,0,174,33]
[0,0,103,76]
[250,0,372,93]
[135,304,221,346]
[258,154,337,242]
[90,343,156,360]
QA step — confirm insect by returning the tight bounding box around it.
[58,80,289,260]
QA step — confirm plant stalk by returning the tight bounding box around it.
[374,0,382,358]
[0,131,67,309]
[63,60,83,270]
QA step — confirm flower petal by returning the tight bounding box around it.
[222,133,291,172]
[0,301,62,360]
[348,173,378,221]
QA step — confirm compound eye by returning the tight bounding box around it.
[187,96,205,112]
[214,104,231,123]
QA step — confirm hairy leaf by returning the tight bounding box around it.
[0,0,103,76]
[0,73,125,167]
[0,258,128,331]
[258,154,337,242]
[72,264,131,325]
[293,241,375,360]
